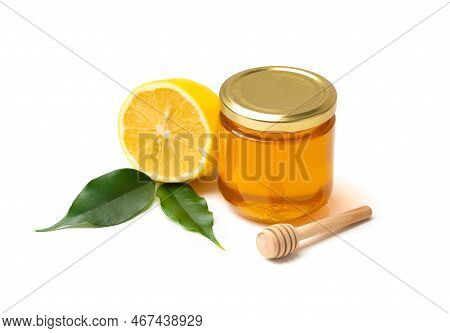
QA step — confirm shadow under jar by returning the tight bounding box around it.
[218,66,337,223]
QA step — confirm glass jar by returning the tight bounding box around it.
[218,66,336,223]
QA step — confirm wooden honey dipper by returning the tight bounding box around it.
[256,206,372,259]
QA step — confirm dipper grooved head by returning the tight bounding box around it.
[256,224,298,259]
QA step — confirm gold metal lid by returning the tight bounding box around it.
[220,66,337,132]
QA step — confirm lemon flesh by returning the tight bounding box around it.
[119,79,220,182]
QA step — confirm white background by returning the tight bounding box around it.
[0,0,449,331]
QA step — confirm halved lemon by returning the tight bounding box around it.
[119,79,220,182]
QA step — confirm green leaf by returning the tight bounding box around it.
[156,183,224,250]
[36,169,155,232]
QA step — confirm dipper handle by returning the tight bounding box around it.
[256,206,372,259]
[296,206,372,241]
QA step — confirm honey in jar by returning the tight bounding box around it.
[218,66,336,223]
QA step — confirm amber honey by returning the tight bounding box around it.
[218,66,337,223]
